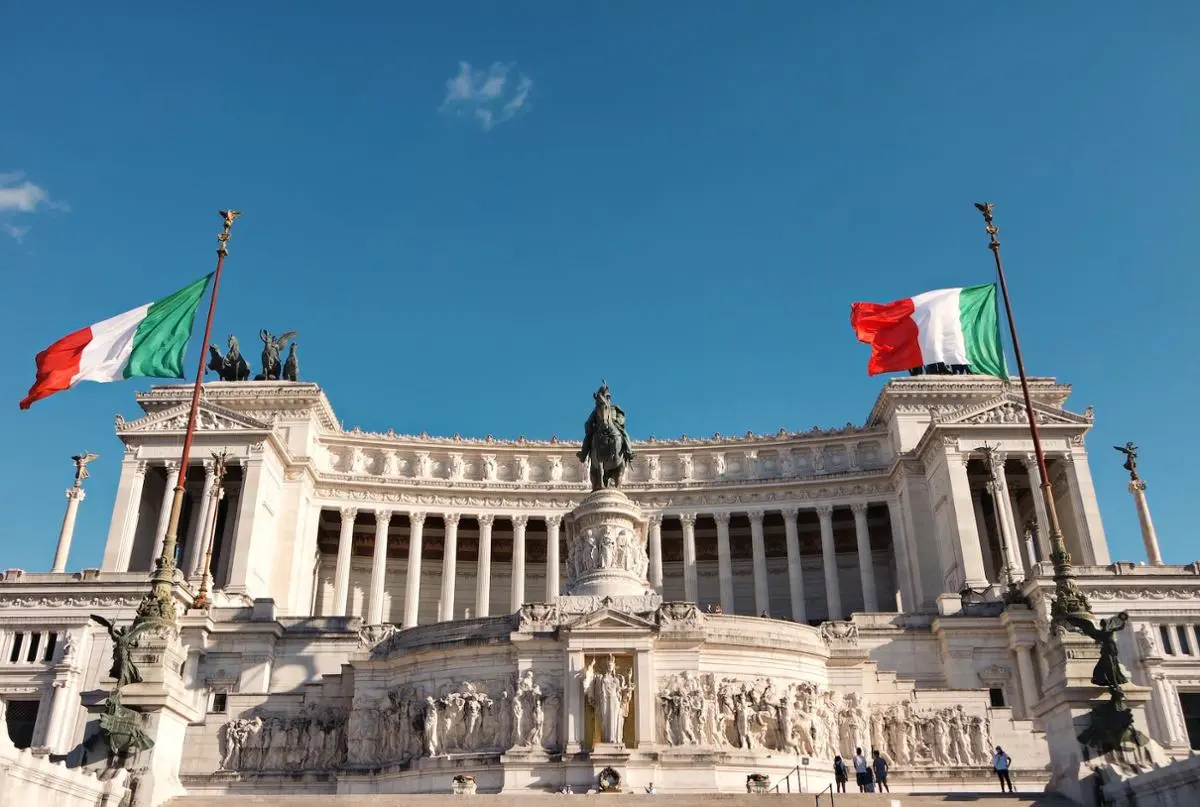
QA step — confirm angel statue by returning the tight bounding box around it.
[71,452,99,487]
[257,329,298,381]
[89,614,153,689]
[1059,611,1131,695]
[1113,442,1139,480]
[207,334,251,381]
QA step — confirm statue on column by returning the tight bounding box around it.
[582,655,633,745]
[578,381,635,491]
[89,614,151,688]
[256,329,298,381]
[70,452,99,486]
[1059,611,1132,696]
[1113,442,1139,481]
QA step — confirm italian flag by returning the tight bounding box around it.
[850,284,1008,377]
[19,274,212,409]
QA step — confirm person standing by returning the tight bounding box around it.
[833,755,848,793]
[993,745,1014,793]
[872,749,890,793]
[852,747,869,792]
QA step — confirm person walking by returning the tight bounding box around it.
[993,745,1014,793]
[852,747,869,792]
[872,749,890,793]
[833,755,848,793]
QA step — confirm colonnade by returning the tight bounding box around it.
[322,499,911,626]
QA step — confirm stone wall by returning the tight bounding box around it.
[0,745,128,807]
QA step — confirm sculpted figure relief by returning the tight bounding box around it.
[583,655,633,746]
[219,705,347,773]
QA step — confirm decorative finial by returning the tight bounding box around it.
[216,209,241,256]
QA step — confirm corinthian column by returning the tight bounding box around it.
[403,512,426,627]
[510,515,528,611]
[680,513,698,603]
[850,503,878,612]
[817,504,843,620]
[1020,453,1051,562]
[748,510,769,616]
[367,509,393,624]
[647,515,664,593]
[714,512,734,613]
[181,460,216,580]
[52,488,85,573]
[782,507,806,623]
[1129,479,1163,566]
[545,515,562,599]
[332,507,357,617]
[150,461,180,566]
[986,453,1024,584]
[440,513,461,621]
[476,514,494,616]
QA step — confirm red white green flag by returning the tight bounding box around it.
[850,284,1008,377]
[19,274,213,409]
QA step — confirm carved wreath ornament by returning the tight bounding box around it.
[598,766,622,792]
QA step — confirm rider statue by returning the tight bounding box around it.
[579,381,635,491]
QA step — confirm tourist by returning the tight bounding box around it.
[993,746,1014,793]
[872,749,890,793]
[833,755,848,793]
[644,783,656,795]
[852,747,870,792]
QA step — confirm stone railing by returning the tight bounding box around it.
[0,746,128,807]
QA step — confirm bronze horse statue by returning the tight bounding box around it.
[578,381,635,491]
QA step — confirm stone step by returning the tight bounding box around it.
[169,793,1076,807]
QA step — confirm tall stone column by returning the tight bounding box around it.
[52,487,85,573]
[191,482,223,578]
[680,513,698,603]
[510,515,528,612]
[782,507,806,622]
[647,515,664,594]
[634,649,656,749]
[181,460,216,580]
[440,513,461,621]
[367,509,393,625]
[945,453,989,589]
[971,491,996,582]
[545,515,562,600]
[886,498,918,612]
[332,507,357,617]
[748,510,769,615]
[43,679,73,753]
[564,649,586,753]
[1020,453,1052,562]
[403,512,426,627]
[851,502,878,612]
[1129,479,1163,565]
[986,453,1024,584]
[150,461,181,566]
[475,514,494,616]
[105,458,147,572]
[714,512,734,613]
[817,504,843,620]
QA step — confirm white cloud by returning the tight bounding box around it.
[440,62,533,130]
[0,171,67,241]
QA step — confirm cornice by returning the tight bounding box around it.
[866,376,1072,426]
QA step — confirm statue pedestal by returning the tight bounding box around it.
[119,629,203,807]
[1033,630,1158,807]
[565,490,651,598]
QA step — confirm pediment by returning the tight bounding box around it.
[116,401,273,434]
[563,607,658,632]
[937,394,1092,427]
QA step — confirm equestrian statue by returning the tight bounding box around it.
[578,381,635,491]
[207,335,252,381]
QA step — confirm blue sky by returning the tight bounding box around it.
[1,3,1197,574]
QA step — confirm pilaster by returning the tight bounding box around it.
[104,458,148,572]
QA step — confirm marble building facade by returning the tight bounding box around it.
[2,376,1198,798]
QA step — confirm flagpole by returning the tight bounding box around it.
[134,210,240,629]
[974,202,1090,621]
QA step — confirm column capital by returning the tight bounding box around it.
[477,513,496,528]
[512,514,529,529]
[746,509,764,524]
[679,512,697,527]
[712,511,732,526]
[1020,452,1037,469]
[815,503,834,519]
[374,508,393,524]
[444,512,462,528]
[648,514,663,527]
[850,501,868,517]
[65,487,86,502]
[1129,479,1147,493]
[409,511,427,527]
[545,514,563,529]
[162,459,180,472]
[780,506,798,520]
[1061,452,1076,467]
[133,459,149,476]
[339,506,359,520]
[201,458,217,475]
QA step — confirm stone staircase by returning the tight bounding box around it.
[169,794,1078,807]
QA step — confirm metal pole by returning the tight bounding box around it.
[134,211,240,628]
[974,203,1090,621]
